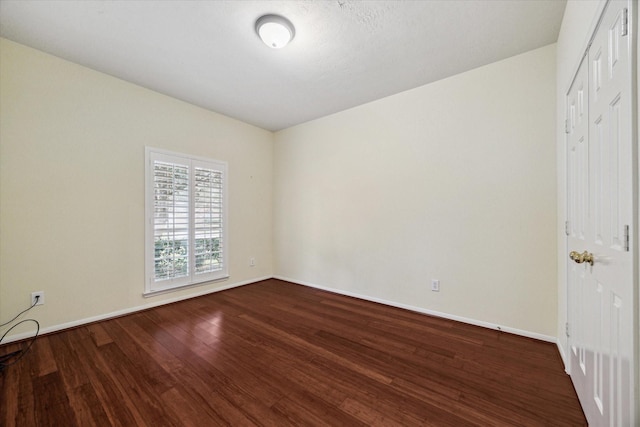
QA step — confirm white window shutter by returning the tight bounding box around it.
[145,148,228,294]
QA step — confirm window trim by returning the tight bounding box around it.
[144,147,229,296]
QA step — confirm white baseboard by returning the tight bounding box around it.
[1,276,271,345]
[3,275,558,347]
[557,340,570,374]
[274,275,557,344]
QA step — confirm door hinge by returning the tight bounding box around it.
[564,119,570,134]
[624,225,630,251]
[621,8,628,36]
[565,220,570,236]
[565,322,570,337]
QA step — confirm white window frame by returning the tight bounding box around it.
[145,147,228,295]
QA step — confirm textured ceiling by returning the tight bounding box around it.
[0,0,566,131]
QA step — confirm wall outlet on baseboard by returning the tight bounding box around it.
[431,280,440,292]
[31,291,45,306]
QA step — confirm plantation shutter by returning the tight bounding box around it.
[193,162,224,275]
[146,148,228,294]
[153,159,190,281]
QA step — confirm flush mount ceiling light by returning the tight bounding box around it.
[255,14,295,49]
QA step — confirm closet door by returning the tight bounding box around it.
[566,1,635,425]
[567,54,590,423]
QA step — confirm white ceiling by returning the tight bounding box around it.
[0,0,566,131]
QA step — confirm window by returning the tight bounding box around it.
[145,147,228,294]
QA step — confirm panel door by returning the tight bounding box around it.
[567,54,590,420]
[566,1,636,426]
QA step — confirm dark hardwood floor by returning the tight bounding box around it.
[1,279,586,426]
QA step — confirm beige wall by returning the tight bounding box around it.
[555,0,605,365]
[0,38,274,339]
[274,44,558,338]
[1,37,560,342]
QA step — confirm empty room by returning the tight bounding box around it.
[0,0,638,426]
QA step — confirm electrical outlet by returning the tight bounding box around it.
[31,291,45,306]
[431,279,440,292]
[249,257,256,267]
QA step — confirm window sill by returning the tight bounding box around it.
[143,275,230,298]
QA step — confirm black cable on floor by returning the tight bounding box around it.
[0,299,41,373]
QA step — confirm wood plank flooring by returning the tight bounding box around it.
[1,279,586,426]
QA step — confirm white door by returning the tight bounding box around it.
[566,1,636,426]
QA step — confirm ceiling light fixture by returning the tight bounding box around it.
[255,14,295,49]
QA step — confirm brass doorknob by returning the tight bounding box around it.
[569,250,594,265]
